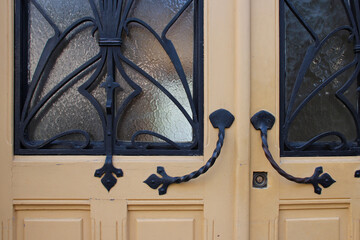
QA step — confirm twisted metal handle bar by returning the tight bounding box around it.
[144,109,235,195]
[251,110,336,194]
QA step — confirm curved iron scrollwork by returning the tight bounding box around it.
[281,0,360,155]
[16,0,202,191]
[144,109,234,195]
[251,110,336,194]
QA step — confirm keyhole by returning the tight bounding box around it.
[253,172,268,188]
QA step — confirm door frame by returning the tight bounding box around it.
[0,0,15,239]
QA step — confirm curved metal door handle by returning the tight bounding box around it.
[251,110,336,194]
[144,109,235,195]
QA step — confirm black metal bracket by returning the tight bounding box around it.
[144,109,235,195]
[355,170,360,178]
[94,155,123,191]
[251,110,336,194]
[94,71,123,192]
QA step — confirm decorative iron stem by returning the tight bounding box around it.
[251,110,336,194]
[144,109,234,195]
[94,50,123,191]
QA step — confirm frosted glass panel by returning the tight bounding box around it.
[129,0,192,35]
[34,0,93,32]
[28,0,101,141]
[116,64,192,142]
[283,0,359,149]
[22,0,199,148]
[29,3,54,83]
[119,0,194,142]
[29,25,100,108]
[29,67,104,141]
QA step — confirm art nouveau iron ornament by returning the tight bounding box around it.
[281,0,360,156]
[15,0,203,191]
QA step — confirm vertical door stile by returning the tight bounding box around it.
[234,0,251,239]
[0,0,14,239]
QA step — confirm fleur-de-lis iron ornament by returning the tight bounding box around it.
[18,0,202,191]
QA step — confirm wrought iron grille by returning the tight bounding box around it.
[280,0,360,156]
[15,0,203,156]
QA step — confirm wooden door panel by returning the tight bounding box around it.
[250,0,360,239]
[279,200,350,240]
[127,200,204,240]
[15,201,91,240]
[0,0,250,239]
[23,219,84,240]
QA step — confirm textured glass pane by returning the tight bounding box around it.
[34,0,93,32]
[27,0,101,141]
[20,0,199,150]
[284,3,313,110]
[116,64,192,142]
[29,67,104,141]
[283,0,357,144]
[130,0,192,35]
[29,3,54,82]
[167,2,194,98]
[119,0,194,142]
[290,0,348,39]
[30,25,100,108]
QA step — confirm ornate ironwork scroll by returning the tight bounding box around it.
[251,110,336,194]
[144,109,234,195]
[281,0,360,155]
[15,0,203,191]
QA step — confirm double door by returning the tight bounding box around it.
[0,0,358,239]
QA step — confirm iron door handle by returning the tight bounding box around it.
[144,109,235,195]
[251,110,336,194]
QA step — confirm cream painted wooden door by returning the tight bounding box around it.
[0,0,251,240]
[250,0,360,239]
